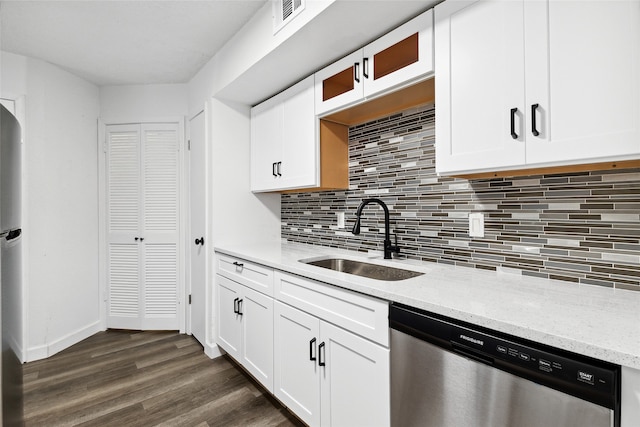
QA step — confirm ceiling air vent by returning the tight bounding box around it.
[273,0,305,34]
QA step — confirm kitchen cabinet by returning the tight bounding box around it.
[251,75,349,193]
[274,301,390,427]
[435,0,640,176]
[315,9,433,116]
[251,75,318,192]
[273,271,390,427]
[215,257,274,392]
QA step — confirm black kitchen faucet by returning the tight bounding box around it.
[351,198,400,259]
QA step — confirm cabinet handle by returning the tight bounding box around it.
[277,161,282,177]
[363,57,369,79]
[233,297,239,314]
[232,261,244,268]
[135,237,139,241]
[272,162,277,177]
[510,108,518,139]
[309,337,317,361]
[354,62,360,83]
[531,103,540,136]
[237,299,243,316]
[194,237,204,246]
[318,342,326,367]
[140,237,144,242]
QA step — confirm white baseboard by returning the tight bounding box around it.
[26,321,103,362]
[204,341,224,359]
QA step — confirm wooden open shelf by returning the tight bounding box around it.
[322,78,434,126]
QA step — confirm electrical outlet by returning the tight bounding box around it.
[337,212,345,229]
[469,212,485,238]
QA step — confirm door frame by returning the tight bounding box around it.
[186,102,221,358]
[186,108,205,337]
[98,116,187,333]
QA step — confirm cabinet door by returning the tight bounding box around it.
[274,301,321,427]
[281,76,318,190]
[216,275,242,360]
[242,286,274,392]
[320,321,390,427]
[435,0,527,175]
[315,50,364,116]
[363,9,433,99]
[250,99,283,192]
[525,0,640,165]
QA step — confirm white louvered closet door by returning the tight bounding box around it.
[106,123,181,330]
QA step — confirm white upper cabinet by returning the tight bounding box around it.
[315,8,434,116]
[436,0,640,176]
[435,0,526,174]
[251,75,318,192]
[525,0,640,165]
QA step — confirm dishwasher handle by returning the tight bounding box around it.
[451,341,494,366]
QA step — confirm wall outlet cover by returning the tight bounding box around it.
[469,212,485,238]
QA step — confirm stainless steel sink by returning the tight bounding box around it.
[302,258,423,281]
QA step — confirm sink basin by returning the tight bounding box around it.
[302,258,423,281]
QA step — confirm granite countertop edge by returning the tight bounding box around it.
[214,240,640,371]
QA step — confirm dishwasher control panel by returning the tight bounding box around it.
[450,323,618,408]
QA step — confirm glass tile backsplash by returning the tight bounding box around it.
[281,103,640,291]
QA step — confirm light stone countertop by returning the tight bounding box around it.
[214,240,640,370]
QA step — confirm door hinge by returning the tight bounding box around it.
[188,294,192,304]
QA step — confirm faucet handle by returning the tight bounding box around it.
[392,233,401,255]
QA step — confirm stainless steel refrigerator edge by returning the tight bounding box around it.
[1,103,25,426]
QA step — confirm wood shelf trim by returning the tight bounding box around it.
[452,160,640,179]
[322,78,434,126]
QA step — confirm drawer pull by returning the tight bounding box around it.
[531,103,540,136]
[309,337,317,362]
[233,297,239,314]
[232,261,244,268]
[318,342,326,367]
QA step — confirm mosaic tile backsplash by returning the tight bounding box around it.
[281,103,640,291]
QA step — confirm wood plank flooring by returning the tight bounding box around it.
[23,330,305,427]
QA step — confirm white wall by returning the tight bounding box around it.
[1,51,101,361]
[209,98,280,247]
[100,84,188,120]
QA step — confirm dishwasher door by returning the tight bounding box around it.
[391,329,615,427]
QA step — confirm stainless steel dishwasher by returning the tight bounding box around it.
[390,303,620,427]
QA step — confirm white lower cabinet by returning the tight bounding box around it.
[274,301,321,426]
[274,301,390,427]
[216,274,274,392]
[215,254,390,427]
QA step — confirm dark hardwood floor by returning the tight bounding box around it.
[23,330,305,427]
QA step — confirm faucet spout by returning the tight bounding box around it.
[352,198,400,259]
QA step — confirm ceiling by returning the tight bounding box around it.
[0,0,267,86]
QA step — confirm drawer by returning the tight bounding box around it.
[274,271,389,347]
[217,254,274,297]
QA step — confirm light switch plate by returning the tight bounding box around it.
[469,212,485,238]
